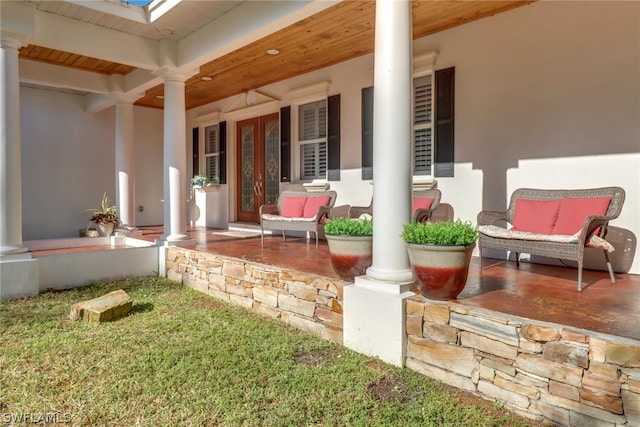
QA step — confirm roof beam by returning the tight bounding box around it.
[33,8,159,69]
[66,1,148,24]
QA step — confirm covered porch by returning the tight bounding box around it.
[132,225,640,343]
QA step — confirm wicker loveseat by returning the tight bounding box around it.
[477,186,625,291]
[349,189,443,222]
[260,190,337,247]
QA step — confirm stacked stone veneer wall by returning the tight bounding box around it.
[406,296,640,426]
[165,247,640,426]
[165,247,345,343]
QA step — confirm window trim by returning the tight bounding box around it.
[205,123,220,184]
[298,99,328,182]
[361,51,453,183]
[285,81,331,183]
[412,51,438,181]
[198,121,222,185]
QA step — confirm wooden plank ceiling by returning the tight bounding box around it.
[19,1,534,110]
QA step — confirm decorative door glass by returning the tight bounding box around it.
[240,124,255,213]
[264,119,279,205]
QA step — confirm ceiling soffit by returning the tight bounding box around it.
[16,1,535,111]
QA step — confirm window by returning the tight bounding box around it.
[203,124,220,184]
[299,100,327,181]
[361,65,454,179]
[413,74,433,176]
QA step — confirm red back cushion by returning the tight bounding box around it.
[281,196,307,218]
[302,196,331,218]
[551,197,611,235]
[412,197,435,214]
[511,199,561,234]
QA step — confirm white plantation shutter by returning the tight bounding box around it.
[299,100,327,180]
[204,124,220,182]
[362,67,453,179]
[413,75,433,175]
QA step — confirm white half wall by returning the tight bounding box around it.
[35,245,159,292]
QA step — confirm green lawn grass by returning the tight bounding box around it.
[1,277,537,426]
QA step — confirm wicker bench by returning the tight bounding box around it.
[259,190,337,247]
[348,189,443,222]
[477,186,625,291]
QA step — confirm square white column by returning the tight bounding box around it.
[343,276,415,367]
[0,254,39,300]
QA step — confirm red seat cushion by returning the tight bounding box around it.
[511,199,561,234]
[412,197,435,214]
[281,196,307,218]
[552,197,611,235]
[302,196,331,218]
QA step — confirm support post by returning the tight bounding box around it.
[343,0,414,366]
[0,35,39,300]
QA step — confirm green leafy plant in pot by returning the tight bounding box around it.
[191,175,219,187]
[324,217,373,281]
[401,219,478,300]
[86,192,119,237]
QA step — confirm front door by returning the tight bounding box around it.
[236,113,280,223]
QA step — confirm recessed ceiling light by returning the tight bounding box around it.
[266,49,280,55]
[201,76,212,81]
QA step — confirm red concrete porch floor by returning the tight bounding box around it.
[128,225,640,343]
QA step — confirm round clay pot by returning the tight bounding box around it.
[326,234,372,281]
[406,242,475,300]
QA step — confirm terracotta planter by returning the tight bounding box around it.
[96,222,115,237]
[406,242,476,300]
[325,234,372,281]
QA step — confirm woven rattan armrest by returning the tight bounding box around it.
[259,204,279,216]
[477,210,510,226]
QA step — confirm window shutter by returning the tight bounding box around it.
[361,86,373,180]
[413,75,433,175]
[327,94,340,181]
[434,67,455,177]
[204,125,219,183]
[192,127,199,176]
[219,121,227,184]
[280,106,291,182]
[205,125,219,154]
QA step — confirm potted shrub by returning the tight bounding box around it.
[86,192,119,237]
[191,175,209,187]
[401,219,478,300]
[324,217,373,281]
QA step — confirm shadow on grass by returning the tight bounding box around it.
[130,302,154,315]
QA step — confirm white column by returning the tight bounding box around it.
[367,0,414,284]
[343,0,414,367]
[0,38,27,256]
[114,96,136,229]
[0,36,39,300]
[157,71,193,244]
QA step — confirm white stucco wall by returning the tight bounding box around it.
[20,87,164,239]
[19,1,639,273]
